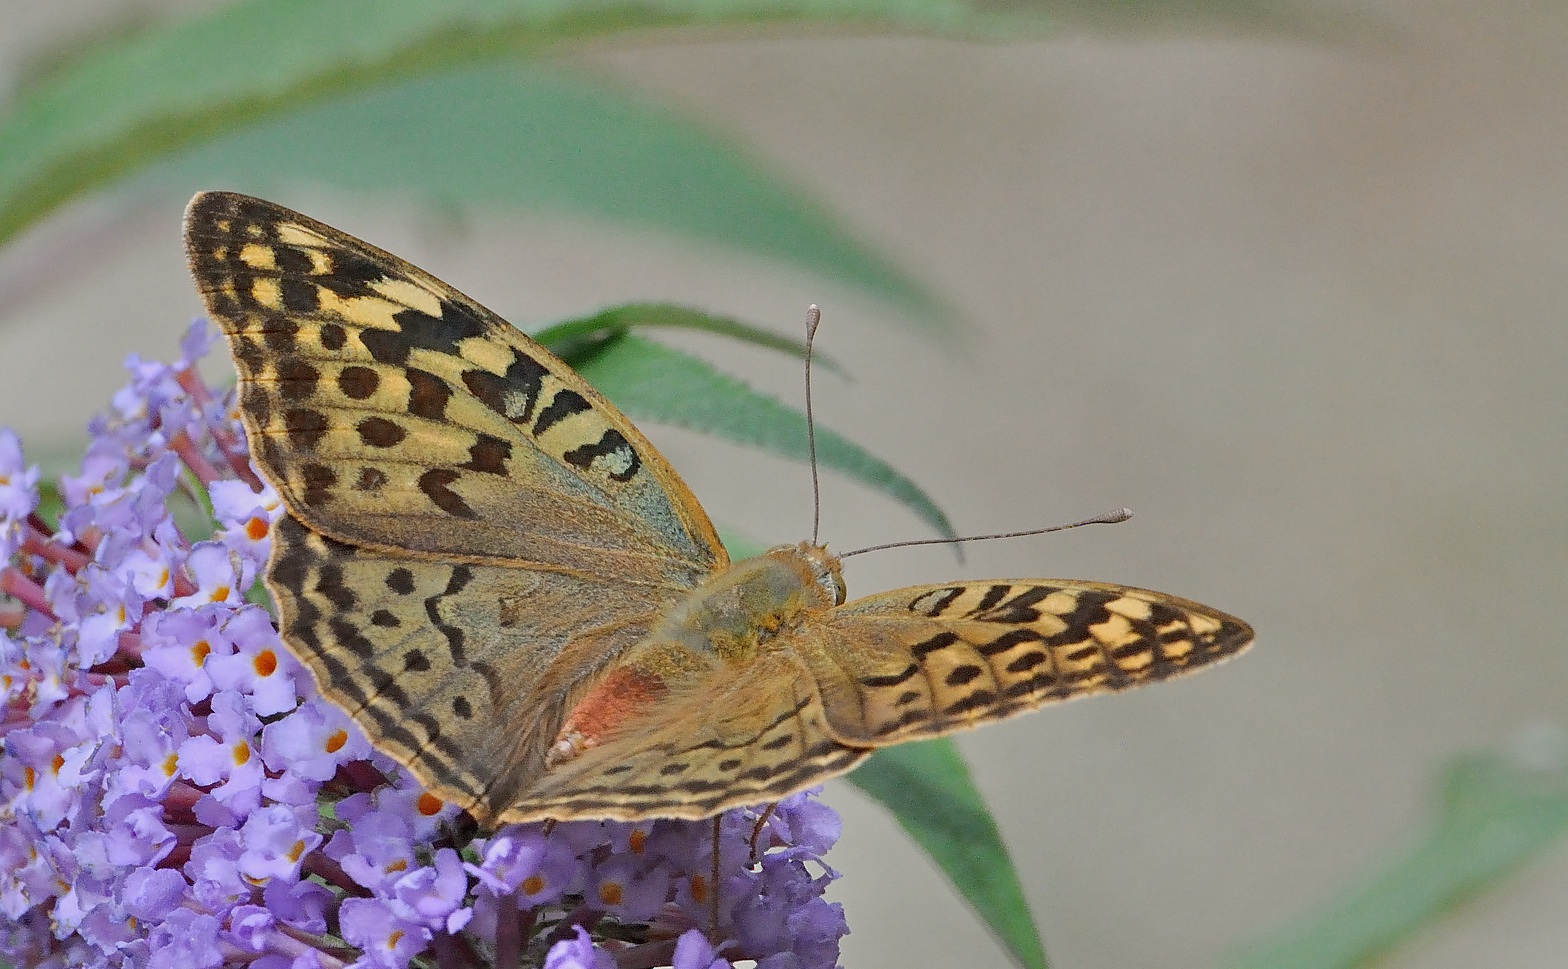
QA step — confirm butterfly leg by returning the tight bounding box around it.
[747,803,779,865]
[709,815,722,936]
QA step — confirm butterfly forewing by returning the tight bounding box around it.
[184,192,723,581]
[804,580,1253,745]
[185,192,729,820]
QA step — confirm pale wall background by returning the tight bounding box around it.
[2,2,1567,968]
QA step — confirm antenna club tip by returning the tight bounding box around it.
[1110,507,1133,523]
[805,304,821,332]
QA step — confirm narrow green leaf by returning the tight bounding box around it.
[150,64,946,325]
[0,0,1028,320]
[534,303,844,376]
[848,741,1048,969]
[1223,739,1568,969]
[545,330,954,540]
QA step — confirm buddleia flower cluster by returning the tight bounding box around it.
[0,322,849,969]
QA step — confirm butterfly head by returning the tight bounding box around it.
[769,541,846,607]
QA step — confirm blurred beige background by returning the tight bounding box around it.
[3,2,1568,968]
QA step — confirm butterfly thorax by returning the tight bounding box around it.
[546,542,844,768]
[661,542,845,661]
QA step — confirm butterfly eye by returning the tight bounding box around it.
[817,567,846,606]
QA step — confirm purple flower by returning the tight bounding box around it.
[466,828,580,906]
[543,925,617,969]
[0,324,850,968]
[391,848,470,933]
[340,897,431,967]
[672,929,733,969]
[123,867,188,921]
[261,697,369,781]
[589,853,673,921]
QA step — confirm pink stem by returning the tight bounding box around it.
[21,526,89,573]
[339,761,389,793]
[275,925,356,965]
[302,850,361,895]
[165,781,204,813]
[167,822,216,845]
[431,931,488,969]
[76,672,129,691]
[613,939,680,969]
[175,367,213,408]
[492,892,523,969]
[264,928,348,969]
[116,631,144,660]
[0,568,53,618]
[169,433,223,488]
[177,369,262,490]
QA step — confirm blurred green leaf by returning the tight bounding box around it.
[541,328,955,539]
[535,303,845,376]
[1223,737,1568,969]
[849,740,1048,969]
[151,64,947,324]
[0,0,1038,321]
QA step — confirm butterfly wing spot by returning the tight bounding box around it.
[417,469,476,519]
[337,366,379,400]
[564,430,641,483]
[356,416,406,448]
[463,356,547,424]
[404,369,451,422]
[943,664,986,686]
[354,467,389,493]
[908,587,964,618]
[461,435,512,475]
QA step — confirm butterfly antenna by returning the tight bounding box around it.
[805,304,824,546]
[839,507,1134,560]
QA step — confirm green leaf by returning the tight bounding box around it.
[543,329,954,540]
[848,740,1048,969]
[1222,737,1568,969]
[150,64,947,324]
[534,303,845,376]
[0,0,1030,321]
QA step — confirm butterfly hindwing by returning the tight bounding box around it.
[185,191,723,583]
[492,655,869,823]
[802,580,1253,745]
[269,516,672,822]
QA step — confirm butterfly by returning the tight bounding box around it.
[184,191,1253,826]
